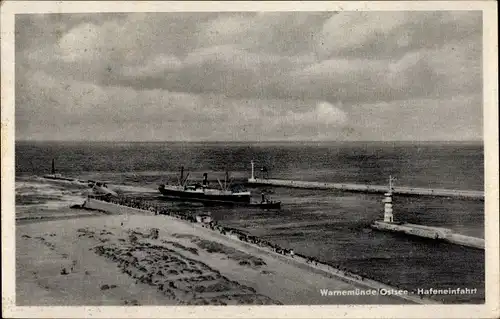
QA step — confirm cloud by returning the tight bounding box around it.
[318,11,412,58]
[387,38,482,97]
[198,12,331,56]
[121,54,183,77]
[114,45,317,98]
[272,34,481,103]
[15,69,482,142]
[15,12,483,141]
[20,12,482,103]
[348,93,483,141]
[274,101,347,127]
[317,11,482,59]
[15,69,349,141]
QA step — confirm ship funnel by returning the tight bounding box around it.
[51,159,55,175]
[180,166,184,183]
[203,173,208,186]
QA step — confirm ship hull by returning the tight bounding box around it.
[42,175,76,182]
[158,187,251,204]
[254,201,281,209]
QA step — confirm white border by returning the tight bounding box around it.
[1,1,499,318]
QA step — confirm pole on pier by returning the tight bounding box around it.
[388,175,396,194]
[250,160,256,182]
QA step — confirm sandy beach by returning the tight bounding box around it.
[16,203,412,306]
[14,175,433,306]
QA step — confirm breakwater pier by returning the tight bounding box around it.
[370,190,484,250]
[246,160,483,200]
[247,178,484,200]
[371,221,484,250]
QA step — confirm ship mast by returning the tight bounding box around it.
[225,170,230,190]
[217,178,224,190]
[217,170,231,191]
[183,173,190,186]
[178,166,184,186]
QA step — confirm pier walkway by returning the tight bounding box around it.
[247,178,484,200]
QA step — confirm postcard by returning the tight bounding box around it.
[1,1,498,318]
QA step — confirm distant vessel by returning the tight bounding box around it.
[42,159,76,181]
[158,167,251,204]
[42,159,117,197]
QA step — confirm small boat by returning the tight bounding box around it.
[250,200,281,209]
[249,192,281,209]
[90,181,118,197]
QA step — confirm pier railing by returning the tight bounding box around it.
[247,178,484,200]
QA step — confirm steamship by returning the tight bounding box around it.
[158,167,251,204]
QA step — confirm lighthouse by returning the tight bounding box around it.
[383,175,396,223]
[383,192,394,223]
[249,160,256,182]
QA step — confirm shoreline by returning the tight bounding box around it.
[16,213,409,305]
[84,197,441,304]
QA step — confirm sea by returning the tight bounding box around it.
[15,141,485,303]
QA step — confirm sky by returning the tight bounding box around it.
[15,11,483,141]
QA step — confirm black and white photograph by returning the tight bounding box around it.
[1,1,499,318]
